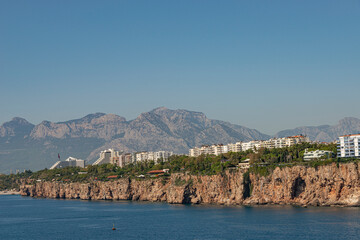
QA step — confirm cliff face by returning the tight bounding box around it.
[20,163,360,206]
[20,171,246,205]
[244,162,360,206]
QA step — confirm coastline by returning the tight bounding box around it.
[0,190,20,195]
[20,162,360,207]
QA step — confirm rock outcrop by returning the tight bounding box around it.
[20,163,360,207]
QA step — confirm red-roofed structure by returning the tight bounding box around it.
[339,133,360,137]
[147,170,165,175]
[107,175,118,179]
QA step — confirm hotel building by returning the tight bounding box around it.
[50,157,85,169]
[337,134,360,158]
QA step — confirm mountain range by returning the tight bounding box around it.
[0,107,359,173]
[275,117,360,142]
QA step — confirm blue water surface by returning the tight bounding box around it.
[0,195,360,240]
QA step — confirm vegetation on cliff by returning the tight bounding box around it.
[0,170,32,190]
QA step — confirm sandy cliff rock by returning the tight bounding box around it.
[21,163,360,206]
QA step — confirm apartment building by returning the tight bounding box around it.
[241,141,261,151]
[93,149,174,167]
[154,151,173,162]
[228,142,242,153]
[189,148,200,157]
[135,151,174,163]
[188,135,310,157]
[337,134,360,158]
[119,153,134,167]
[212,144,229,155]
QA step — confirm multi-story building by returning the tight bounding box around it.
[200,145,212,155]
[212,144,229,155]
[303,149,333,161]
[93,149,173,167]
[241,141,259,151]
[286,135,310,146]
[136,152,149,162]
[50,157,85,169]
[135,151,174,163]
[93,149,122,165]
[337,134,360,158]
[228,142,242,153]
[274,138,287,148]
[263,139,275,149]
[119,153,134,167]
[154,151,173,162]
[188,135,310,157]
[189,147,200,157]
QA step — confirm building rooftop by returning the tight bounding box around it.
[107,175,118,179]
[147,170,165,174]
[339,134,360,137]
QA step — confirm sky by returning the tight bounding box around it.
[1,0,359,135]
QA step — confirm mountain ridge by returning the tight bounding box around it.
[1,108,360,173]
[275,117,360,142]
[0,107,268,173]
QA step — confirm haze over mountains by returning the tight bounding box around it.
[276,117,360,142]
[0,107,359,173]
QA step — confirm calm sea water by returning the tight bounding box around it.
[1,195,360,240]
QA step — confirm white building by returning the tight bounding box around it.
[135,151,174,163]
[241,141,259,151]
[189,147,201,157]
[93,149,122,165]
[50,157,85,169]
[228,142,242,153]
[188,135,310,157]
[154,151,173,162]
[211,144,229,155]
[338,134,360,158]
[238,159,250,169]
[303,149,333,161]
[136,152,149,162]
[200,145,212,155]
[118,153,134,168]
[92,149,173,167]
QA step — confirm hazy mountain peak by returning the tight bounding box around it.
[276,117,360,142]
[151,107,204,116]
[88,113,126,124]
[10,117,32,125]
[0,117,34,138]
[82,112,106,119]
[150,106,169,113]
[58,113,107,124]
[338,117,360,125]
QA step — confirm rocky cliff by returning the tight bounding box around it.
[20,163,360,207]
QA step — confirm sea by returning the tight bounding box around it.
[1,195,360,240]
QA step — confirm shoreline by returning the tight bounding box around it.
[0,190,20,195]
[19,195,359,208]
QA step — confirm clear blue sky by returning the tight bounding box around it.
[1,0,359,135]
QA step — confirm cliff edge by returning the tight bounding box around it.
[20,163,360,206]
